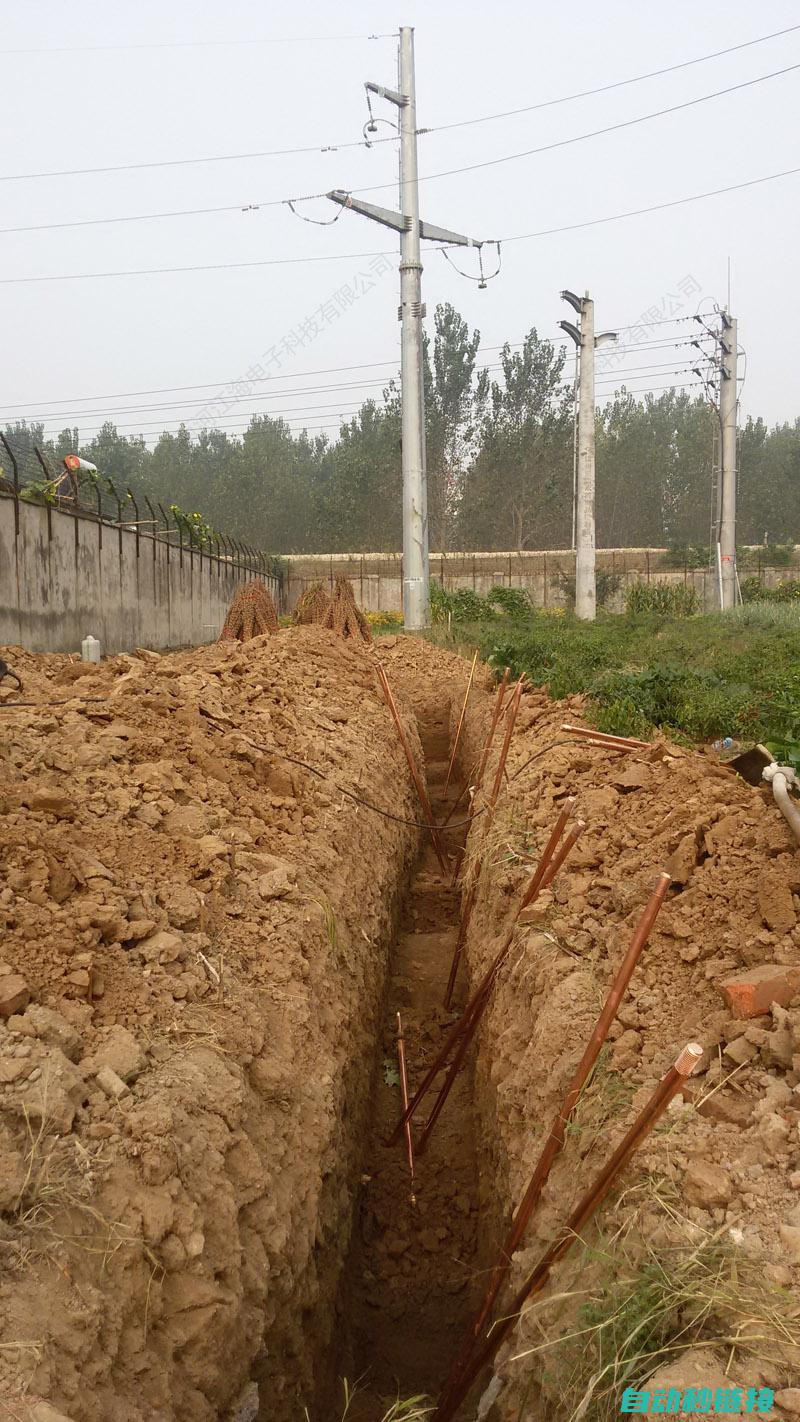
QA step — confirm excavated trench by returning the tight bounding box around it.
[320,692,483,1420]
[7,633,796,1422]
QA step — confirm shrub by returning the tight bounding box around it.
[662,543,710,570]
[741,578,800,605]
[485,585,533,617]
[625,582,699,617]
[552,570,623,608]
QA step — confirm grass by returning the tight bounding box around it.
[511,1187,800,1422]
[306,1381,432,1421]
[427,603,800,763]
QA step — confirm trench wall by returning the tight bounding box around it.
[0,492,281,654]
[0,630,421,1422]
[451,686,800,1417]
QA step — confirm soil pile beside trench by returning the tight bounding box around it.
[0,628,420,1422]
[450,678,800,1417]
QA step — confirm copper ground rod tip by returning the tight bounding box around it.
[675,1042,703,1075]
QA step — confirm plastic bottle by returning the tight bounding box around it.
[713,736,734,752]
[81,635,101,664]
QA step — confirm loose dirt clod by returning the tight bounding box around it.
[219,579,280,640]
[322,575,372,643]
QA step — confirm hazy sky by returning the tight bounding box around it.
[2,0,799,449]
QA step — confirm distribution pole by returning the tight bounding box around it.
[570,345,579,551]
[398,27,428,630]
[559,291,616,620]
[718,310,738,609]
[327,29,487,631]
[576,292,596,618]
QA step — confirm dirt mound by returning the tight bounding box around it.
[322,575,372,644]
[293,580,332,627]
[0,627,420,1421]
[219,580,279,641]
[452,685,800,1413]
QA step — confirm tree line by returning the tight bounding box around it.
[3,302,798,553]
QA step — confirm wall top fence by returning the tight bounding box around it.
[0,450,280,583]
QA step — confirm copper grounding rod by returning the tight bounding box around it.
[473,667,511,797]
[444,679,524,1004]
[439,667,513,845]
[440,668,512,835]
[444,869,672,1390]
[387,801,576,1149]
[396,1013,416,1205]
[433,1042,703,1422]
[376,663,449,875]
[449,672,520,889]
[560,723,652,750]
[416,816,586,1157]
[443,650,479,798]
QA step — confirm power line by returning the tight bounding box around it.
[498,165,800,250]
[5,23,796,184]
[0,135,398,184]
[3,63,797,237]
[422,23,800,134]
[0,338,695,414]
[2,162,796,292]
[35,410,364,435]
[2,354,702,424]
[0,249,398,284]
[6,359,701,423]
[33,379,705,443]
[399,62,800,195]
[2,33,397,56]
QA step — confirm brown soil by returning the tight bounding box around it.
[333,684,480,1420]
[452,681,800,1417]
[3,628,800,1422]
[0,629,419,1422]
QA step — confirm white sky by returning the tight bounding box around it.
[1,0,798,446]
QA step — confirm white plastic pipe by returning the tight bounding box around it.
[763,764,800,846]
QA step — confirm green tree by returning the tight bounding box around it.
[423,303,481,551]
[458,330,572,550]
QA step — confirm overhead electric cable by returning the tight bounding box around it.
[2,65,796,236]
[2,32,397,56]
[423,23,800,133]
[5,23,796,181]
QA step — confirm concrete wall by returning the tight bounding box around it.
[0,493,282,654]
[285,548,800,614]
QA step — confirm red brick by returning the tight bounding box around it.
[717,964,800,1019]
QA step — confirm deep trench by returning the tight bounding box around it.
[329,693,483,1420]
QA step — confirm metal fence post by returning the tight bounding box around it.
[157,503,172,564]
[126,488,140,559]
[107,479,124,558]
[0,432,20,536]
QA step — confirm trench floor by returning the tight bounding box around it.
[339,702,482,1420]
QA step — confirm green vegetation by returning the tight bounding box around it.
[554,569,622,610]
[624,583,699,616]
[741,576,800,604]
[528,1220,795,1422]
[4,302,799,554]
[429,601,800,760]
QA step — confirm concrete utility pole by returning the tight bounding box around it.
[559,291,617,620]
[328,27,485,630]
[398,27,427,631]
[718,310,738,610]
